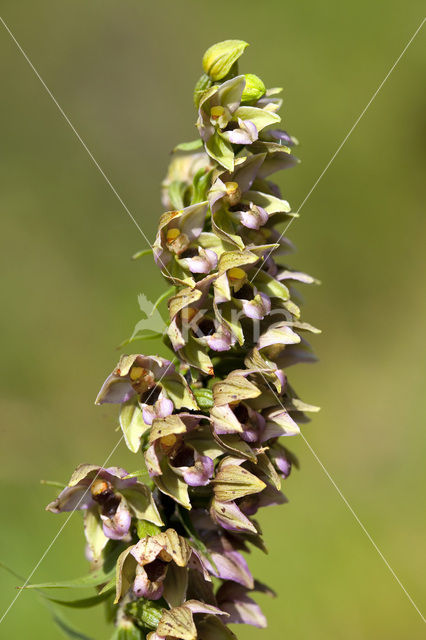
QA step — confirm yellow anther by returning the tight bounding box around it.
[129,366,145,381]
[225,181,239,194]
[166,228,181,243]
[224,181,241,205]
[210,105,225,119]
[90,479,110,497]
[160,434,177,448]
[228,267,246,281]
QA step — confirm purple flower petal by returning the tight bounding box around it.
[46,485,94,513]
[101,499,132,539]
[241,293,271,320]
[206,326,234,351]
[238,204,268,230]
[216,582,267,628]
[181,454,214,487]
[209,549,254,588]
[184,248,218,274]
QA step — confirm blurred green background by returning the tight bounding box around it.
[1,1,425,638]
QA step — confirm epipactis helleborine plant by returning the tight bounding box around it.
[45,39,320,640]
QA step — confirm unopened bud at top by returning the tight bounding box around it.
[241,73,266,103]
[202,39,249,81]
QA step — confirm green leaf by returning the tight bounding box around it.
[24,542,125,589]
[118,331,164,348]
[151,286,175,315]
[132,248,152,260]
[174,139,203,152]
[0,563,97,640]
[40,479,67,489]
[43,589,113,609]
[45,603,96,640]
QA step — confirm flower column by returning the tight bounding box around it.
[47,39,319,640]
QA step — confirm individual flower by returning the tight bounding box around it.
[144,413,216,508]
[152,203,209,275]
[115,529,192,603]
[216,581,275,628]
[95,354,197,414]
[197,76,280,171]
[95,354,174,404]
[161,147,213,210]
[208,154,292,245]
[189,511,255,588]
[46,464,162,557]
[147,600,231,640]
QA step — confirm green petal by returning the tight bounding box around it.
[119,399,150,453]
[161,372,199,411]
[205,134,234,171]
[83,508,108,560]
[234,105,280,130]
[114,546,137,604]
[213,371,261,406]
[120,485,163,526]
[213,464,266,501]
[154,459,191,509]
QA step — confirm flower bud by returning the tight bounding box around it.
[241,73,266,103]
[202,39,249,81]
